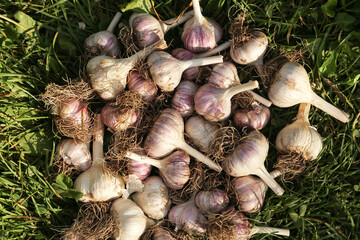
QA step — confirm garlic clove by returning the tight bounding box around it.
[171,80,198,117]
[185,115,220,152]
[132,176,171,220]
[127,70,158,103]
[195,189,229,214]
[233,102,271,131]
[56,139,91,171]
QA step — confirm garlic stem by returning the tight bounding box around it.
[250,226,290,237]
[177,140,222,172]
[127,40,167,64]
[257,166,284,195]
[270,169,282,178]
[297,103,310,123]
[250,91,272,107]
[225,81,259,99]
[310,92,349,123]
[192,0,202,22]
[196,41,232,58]
[126,152,163,169]
[184,55,223,69]
[106,12,122,32]
[92,114,104,166]
[162,10,194,33]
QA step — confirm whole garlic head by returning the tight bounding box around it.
[56,139,91,171]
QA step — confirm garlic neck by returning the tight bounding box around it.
[182,55,223,69]
[126,40,167,66]
[192,0,203,22]
[92,114,105,166]
[106,12,122,32]
[225,80,259,99]
[196,41,232,58]
[161,10,194,33]
[296,103,310,124]
[126,152,163,169]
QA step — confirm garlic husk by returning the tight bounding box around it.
[194,81,259,122]
[268,61,349,123]
[125,150,190,190]
[208,61,272,107]
[84,12,122,56]
[185,115,220,152]
[101,104,141,132]
[222,131,284,195]
[130,11,194,48]
[195,189,229,214]
[233,102,271,131]
[276,103,323,161]
[171,48,199,80]
[74,114,125,202]
[171,80,198,117]
[111,198,148,240]
[59,98,91,130]
[181,0,222,52]
[230,31,268,77]
[127,70,158,103]
[168,194,207,235]
[233,170,281,213]
[144,108,222,172]
[86,40,167,101]
[56,139,91,171]
[153,227,175,240]
[132,176,171,220]
[128,160,152,181]
[147,51,223,92]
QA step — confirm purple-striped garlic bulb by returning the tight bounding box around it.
[153,227,175,240]
[171,81,198,117]
[233,102,271,131]
[181,0,222,52]
[58,99,91,131]
[185,115,219,152]
[144,108,221,172]
[195,189,229,214]
[56,139,91,171]
[126,150,190,190]
[127,70,158,103]
[222,131,284,195]
[194,81,259,122]
[147,51,223,92]
[84,12,122,57]
[101,104,141,132]
[128,161,152,181]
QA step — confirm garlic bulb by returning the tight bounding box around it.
[130,11,194,48]
[171,81,198,117]
[126,150,190,190]
[101,104,141,132]
[59,98,91,131]
[185,115,220,152]
[222,131,284,195]
[181,0,222,52]
[84,12,122,56]
[233,170,281,213]
[55,139,91,171]
[168,194,207,235]
[195,189,229,214]
[147,51,223,92]
[86,40,167,101]
[144,108,222,172]
[132,176,171,219]
[208,61,272,107]
[194,81,259,122]
[74,114,125,202]
[233,102,271,131]
[276,103,323,161]
[127,70,158,103]
[153,227,175,240]
[111,198,148,240]
[268,61,349,123]
[128,160,152,181]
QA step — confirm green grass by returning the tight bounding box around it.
[0,0,359,239]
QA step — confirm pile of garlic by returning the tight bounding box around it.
[41,1,351,239]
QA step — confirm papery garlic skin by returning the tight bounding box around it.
[56,139,91,171]
[168,196,207,235]
[59,99,91,130]
[208,62,240,88]
[132,176,171,220]
[128,160,152,181]
[171,81,198,117]
[233,103,271,131]
[185,115,219,152]
[172,48,198,80]
[195,189,229,214]
[230,31,268,66]
[111,198,148,240]
[101,104,141,132]
[153,227,175,240]
[130,13,164,48]
[84,31,120,57]
[128,71,158,103]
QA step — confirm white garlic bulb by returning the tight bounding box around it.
[132,176,171,220]
[111,198,148,240]
[55,139,91,171]
[276,103,323,161]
